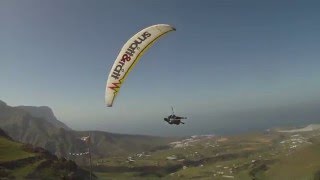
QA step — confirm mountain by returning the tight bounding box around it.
[0,101,62,149]
[0,100,6,106]
[16,105,71,130]
[0,128,92,179]
[0,100,177,159]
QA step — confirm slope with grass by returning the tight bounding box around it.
[0,129,92,179]
[262,138,320,179]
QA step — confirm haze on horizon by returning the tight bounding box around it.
[1,0,320,136]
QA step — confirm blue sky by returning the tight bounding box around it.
[1,0,320,136]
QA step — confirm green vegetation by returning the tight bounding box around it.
[88,130,320,179]
[95,172,142,180]
[262,143,320,180]
[3,127,318,179]
[0,131,91,179]
[0,137,35,162]
[1,100,320,179]
[13,159,45,179]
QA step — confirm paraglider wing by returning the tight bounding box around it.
[105,24,176,107]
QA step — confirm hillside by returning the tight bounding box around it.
[0,100,178,159]
[1,100,319,179]
[0,128,92,179]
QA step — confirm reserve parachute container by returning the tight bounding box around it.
[105,24,176,107]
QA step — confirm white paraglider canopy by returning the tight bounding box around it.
[105,24,176,107]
